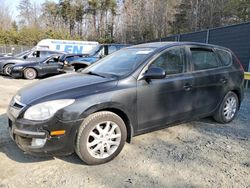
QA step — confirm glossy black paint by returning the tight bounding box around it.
[10,54,65,78]
[7,42,244,156]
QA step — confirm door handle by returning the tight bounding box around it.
[220,78,227,84]
[184,84,192,91]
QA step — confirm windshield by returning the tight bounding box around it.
[85,47,155,77]
[14,50,30,58]
[88,45,102,57]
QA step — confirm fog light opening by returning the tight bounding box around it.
[31,138,46,147]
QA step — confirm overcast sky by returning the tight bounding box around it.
[5,0,56,20]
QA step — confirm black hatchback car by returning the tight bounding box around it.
[7,42,244,165]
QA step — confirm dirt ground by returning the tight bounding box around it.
[0,76,249,188]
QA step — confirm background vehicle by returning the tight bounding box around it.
[0,49,65,75]
[57,53,87,72]
[8,42,244,165]
[63,44,130,71]
[10,54,66,79]
[36,39,99,54]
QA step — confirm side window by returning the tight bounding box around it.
[191,48,220,70]
[65,56,81,62]
[150,47,185,75]
[40,51,57,58]
[47,57,58,63]
[215,49,232,66]
[97,46,104,57]
[108,46,117,54]
[39,51,49,58]
[29,51,39,58]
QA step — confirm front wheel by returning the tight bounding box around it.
[76,111,127,165]
[213,91,239,123]
[23,68,37,80]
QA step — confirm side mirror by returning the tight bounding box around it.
[23,55,28,59]
[142,67,166,80]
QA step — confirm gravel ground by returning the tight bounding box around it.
[0,76,249,188]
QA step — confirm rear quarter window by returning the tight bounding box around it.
[215,49,232,66]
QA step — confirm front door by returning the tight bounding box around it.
[137,46,195,131]
[41,57,60,75]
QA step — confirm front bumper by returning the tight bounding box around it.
[9,69,23,78]
[8,111,83,156]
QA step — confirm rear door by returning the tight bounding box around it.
[187,46,229,116]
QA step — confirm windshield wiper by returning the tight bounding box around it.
[86,71,106,78]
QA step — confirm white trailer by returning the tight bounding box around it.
[36,39,99,54]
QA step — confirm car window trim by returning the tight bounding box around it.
[186,45,223,72]
[214,48,233,67]
[137,46,188,80]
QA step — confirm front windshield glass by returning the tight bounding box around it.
[85,47,155,77]
[14,50,30,58]
[88,45,101,57]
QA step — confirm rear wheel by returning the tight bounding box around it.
[3,64,13,75]
[213,91,239,123]
[76,111,127,165]
[24,68,37,80]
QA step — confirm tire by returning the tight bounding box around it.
[213,91,239,124]
[76,68,85,72]
[3,64,14,75]
[76,111,127,165]
[23,68,37,80]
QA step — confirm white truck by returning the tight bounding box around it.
[36,39,99,54]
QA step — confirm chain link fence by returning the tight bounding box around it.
[0,45,34,56]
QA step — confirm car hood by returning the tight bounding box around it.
[17,73,118,105]
[0,57,20,63]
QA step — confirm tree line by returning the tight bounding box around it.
[0,0,249,46]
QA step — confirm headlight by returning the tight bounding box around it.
[24,99,75,121]
[13,66,23,70]
[64,61,69,65]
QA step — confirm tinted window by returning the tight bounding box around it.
[150,47,185,75]
[39,51,54,58]
[215,49,232,66]
[65,55,83,62]
[191,48,220,70]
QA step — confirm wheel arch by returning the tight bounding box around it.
[79,104,134,143]
[230,88,243,104]
[96,108,134,143]
[3,63,15,74]
[24,67,39,77]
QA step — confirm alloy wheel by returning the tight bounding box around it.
[223,96,237,121]
[87,121,121,159]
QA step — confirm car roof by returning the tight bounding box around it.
[130,42,230,51]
